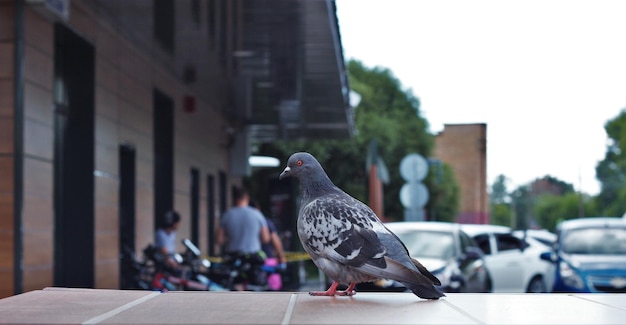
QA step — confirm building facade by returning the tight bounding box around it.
[0,0,352,297]
[434,123,489,224]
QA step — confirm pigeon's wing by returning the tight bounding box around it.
[300,193,388,269]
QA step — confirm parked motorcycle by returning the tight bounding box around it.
[178,239,227,291]
[120,246,152,290]
[208,251,288,291]
[122,239,286,292]
[141,243,228,292]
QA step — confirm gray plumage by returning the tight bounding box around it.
[279,152,444,299]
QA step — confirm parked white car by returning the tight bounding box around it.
[513,229,557,248]
[461,224,555,293]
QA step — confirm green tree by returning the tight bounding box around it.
[490,174,510,204]
[425,163,459,222]
[511,186,533,230]
[258,60,459,221]
[534,193,599,231]
[491,203,513,227]
[489,174,513,226]
[596,109,626,217]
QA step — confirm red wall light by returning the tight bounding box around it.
[183,95,196,113]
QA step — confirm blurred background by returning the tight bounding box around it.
[0,0,624,298]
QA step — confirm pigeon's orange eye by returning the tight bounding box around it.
[296,160,303,166]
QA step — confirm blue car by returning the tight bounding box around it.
[541,217,626,293]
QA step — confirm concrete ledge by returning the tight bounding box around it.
[0,288,625,324]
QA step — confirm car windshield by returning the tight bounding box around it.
[561,227,626,255]
[394,230,455,260]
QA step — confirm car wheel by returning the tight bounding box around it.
[527,276,547,293]
[483,276,492,293]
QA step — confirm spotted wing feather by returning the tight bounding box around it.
[300,193,387,269]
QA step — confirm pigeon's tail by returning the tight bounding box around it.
[402,281,446,300]
[360,257,446,300]
[411,257,442,286]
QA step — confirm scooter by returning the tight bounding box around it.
[141,244,226,292]
[178,239,227,291]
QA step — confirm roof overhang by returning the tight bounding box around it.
[234,0,355,143]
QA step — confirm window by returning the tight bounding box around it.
[218,0,228,66]
[190,168,200,246]
[495,234,523,252]
[562,228,626,255]
[154,0,175,53]
[191,0,201,27]
[395,231,454,260]
[459,231,474,254]
[473,234,492,255]
[207,0,217,49]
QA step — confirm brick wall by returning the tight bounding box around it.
[0,0,16,298]
[434,124,489,224]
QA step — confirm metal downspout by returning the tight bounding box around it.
[13,0,25,295]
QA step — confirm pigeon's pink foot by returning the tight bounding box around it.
[309,282,357,296]
[335,283,357,296]
[309,281,339,296]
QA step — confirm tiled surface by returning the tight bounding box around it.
[0,288,625,324]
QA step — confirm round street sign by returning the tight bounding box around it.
[400,153,428,182]
[400,182,429,208]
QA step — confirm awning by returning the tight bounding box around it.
[235,0,355,143]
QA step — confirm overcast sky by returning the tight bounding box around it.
[336,0,626,195]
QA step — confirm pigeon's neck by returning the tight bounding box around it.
[300,173,336,201]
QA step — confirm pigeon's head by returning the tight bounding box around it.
[279,152,323,181]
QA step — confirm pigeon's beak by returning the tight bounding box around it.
[279,166,291,180]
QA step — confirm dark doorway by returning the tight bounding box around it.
[53,23,95,288]
[207,174,215,256]
[268,177,297,249]
[217,171,227,254]
[190,168,200,246]
[153,89,174,231]
[119,144,136,289]
[218,171,227,213]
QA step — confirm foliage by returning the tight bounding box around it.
[490,203,512,227]
[488,174,512,227]
[510,186,533,229]
[490,174,510,205]
[596,109,626,217]
[487,173,586,230]
[255,60,460,222]
[424,163,459,222]
[534,193,599,231]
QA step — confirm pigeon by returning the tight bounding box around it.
[279,152,444,299]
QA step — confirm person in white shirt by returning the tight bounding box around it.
[155,210,181,270]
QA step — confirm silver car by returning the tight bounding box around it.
[361,222,492,293]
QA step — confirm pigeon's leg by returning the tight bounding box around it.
[309,282,357,297]
[309,281,340,296]
[336,282,357,296]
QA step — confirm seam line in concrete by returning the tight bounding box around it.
[281,293,298,325]
[81,292,161,324]
[570,294,626,312]
[442,299,485,324]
